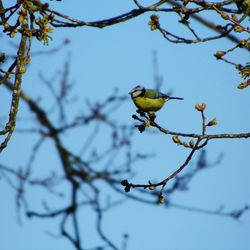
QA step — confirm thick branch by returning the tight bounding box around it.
[0,32,27,153]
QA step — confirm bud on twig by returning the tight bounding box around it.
[238,80,250,90]
[189,140,194,148]
[207,118,217,126]
[172,135,181,144]
[159,195,165,204]
[148,15,160,31]
[214,51,226,59]
[149,185,156,190]
[234,26,244,33]
[195,103,206,111]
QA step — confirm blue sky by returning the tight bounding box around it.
[1,1,250,250]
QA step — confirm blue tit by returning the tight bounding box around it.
[129,85,183,117]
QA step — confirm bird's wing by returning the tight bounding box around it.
[144,89,169,99]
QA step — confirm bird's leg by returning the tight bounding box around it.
[136,109,147,118]
[136,109,150,126]
[134,110,155,133]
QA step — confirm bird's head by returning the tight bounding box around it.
[129,85,145,98]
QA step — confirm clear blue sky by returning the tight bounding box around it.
[1,1,250,250]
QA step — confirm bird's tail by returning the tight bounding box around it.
[168,97,184,100]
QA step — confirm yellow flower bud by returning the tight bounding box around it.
[180,7,188,14]
[21,7,27,16]
[148,15,159,31]
[18,15,24,24]
[195,103,206,111]
[159,195,165,204]
[221,12,229,20]
[19,66,26,74]
[231,14,239,23]
[23,55,31,65]
[207,118,217,126]
[189,140,194,148]
[234,26,244,33]
[238,80,250,90]
[145,120,151,127]
[172,135,180,144]
[214,51,226,59]
[239,40,250,49]
[10,31,16,38]
[4,23,10,29]
[240,67,250,79]
[149,185,156,190]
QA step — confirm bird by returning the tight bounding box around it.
[129,85,183,119]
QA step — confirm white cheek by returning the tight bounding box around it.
[132,90,142,98]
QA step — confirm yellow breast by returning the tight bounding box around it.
[133,96,166,112]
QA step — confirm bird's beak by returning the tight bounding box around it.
[128,91,132,95]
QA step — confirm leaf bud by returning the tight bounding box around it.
[214,51,226,59]
[172,135,180,144]
[149,185,156,190]
[220,12,229,20]
[159,195,165,204]
[189,140,194,148]
[195,103,206,111]
[234,26,244,33]
[238,80,250,90]
[207,118,218,126]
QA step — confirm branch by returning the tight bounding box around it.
[125,106,250,201]
[47,0,244,46]
[0,31,27,153]
[152,121,250,140]
[170,202,249,220]
[167,0,242,44]
[121,138,202,203]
